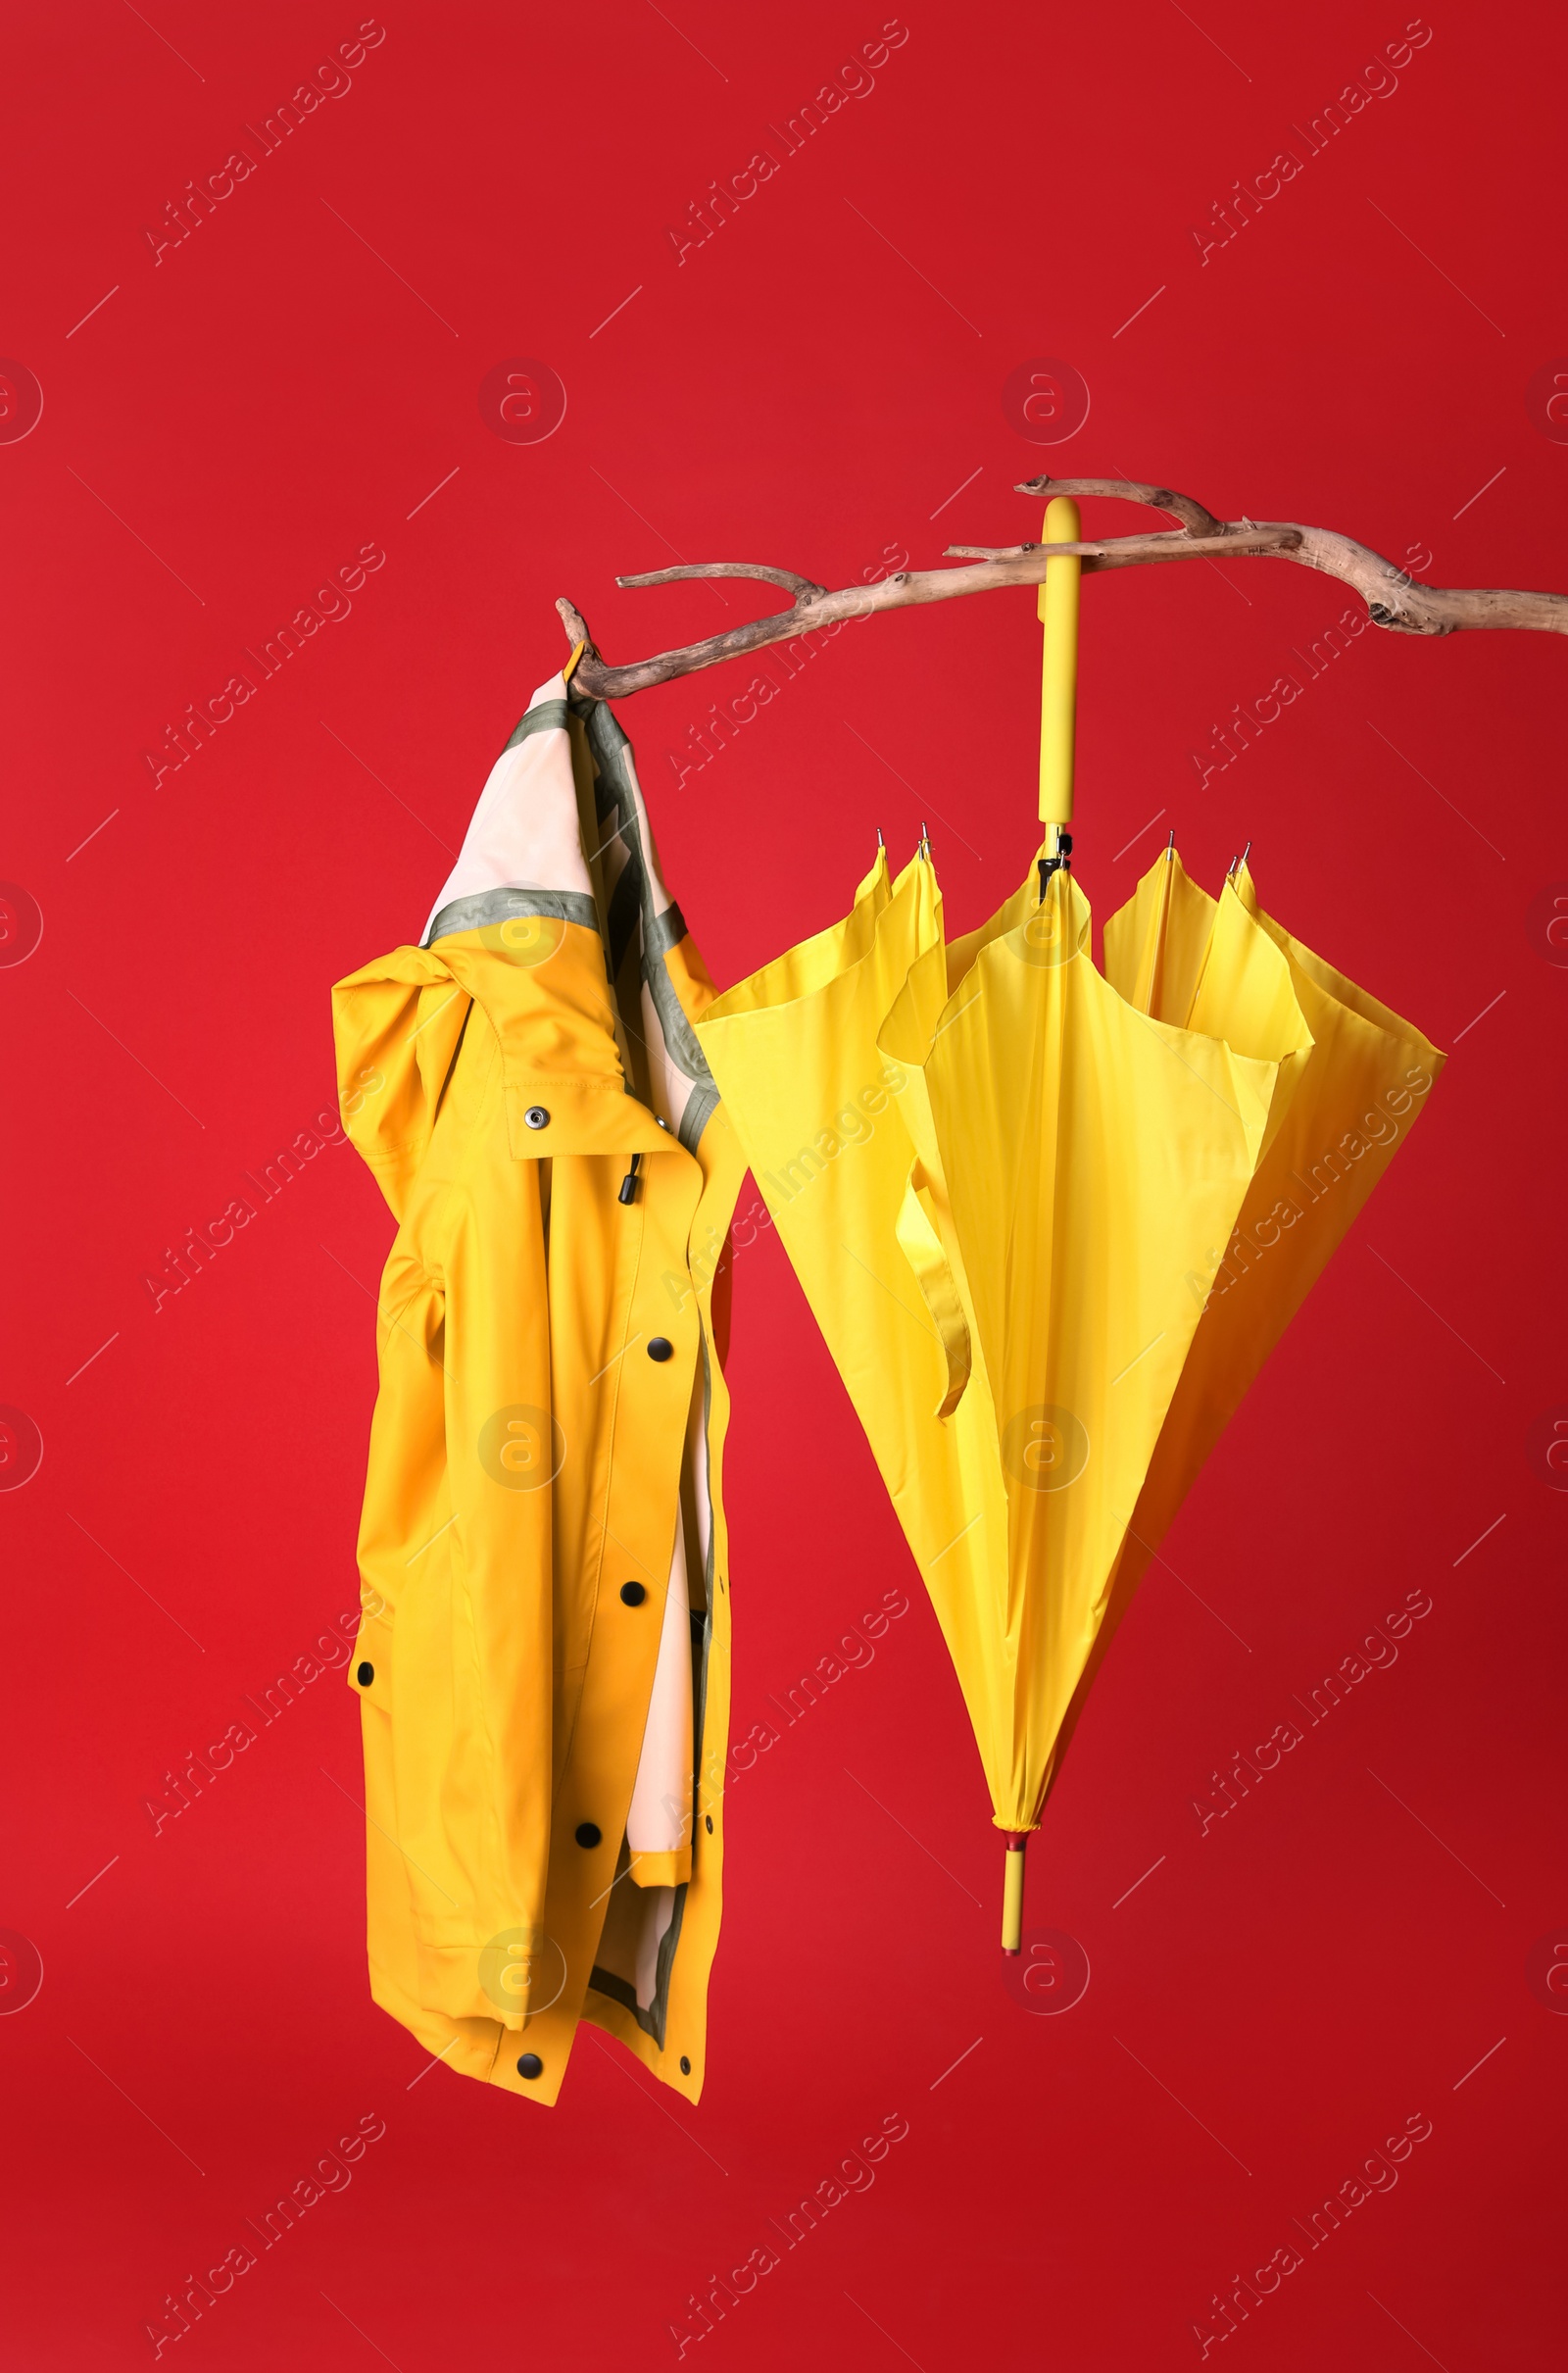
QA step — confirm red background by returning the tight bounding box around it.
[3,3,1565,2365]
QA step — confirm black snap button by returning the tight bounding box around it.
[524,1106,550,1130]
[516,2052,543,2080]
[705,1814,713,1833]
[679,2055,691,2075]
[619,1581,647,1607]
[356,1661,374,1687]
[647,1337,673,1361]
[575,1822,603,1849]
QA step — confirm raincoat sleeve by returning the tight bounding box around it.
[333,932,565,2027]
[331,948,474,1221]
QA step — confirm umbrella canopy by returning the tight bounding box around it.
[1052,847,1446,1784]
[695,838,1443,1943]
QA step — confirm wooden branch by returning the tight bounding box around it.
[620,561,826,599]
[560,473,1568,701]
[1017,474,1225,537]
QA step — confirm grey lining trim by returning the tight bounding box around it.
[646,945,710,1099]
[589,1959,651,2027]
[423,884,600,949]
[641,900,716,1148]
[645,903,688,957]
[582,706,717,1129]
[590,1883,688,2051]
[649,1880,687,2034]
[505,700,569,748]
[588,1903,686,2050]
[676,1083,720,1155]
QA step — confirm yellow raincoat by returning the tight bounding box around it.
[333,676,743,2105]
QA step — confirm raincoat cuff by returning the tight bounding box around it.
[415,1940,527,2031]
[628,1847,691,1889]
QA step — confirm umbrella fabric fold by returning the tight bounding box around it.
[1051,854,1446,1794]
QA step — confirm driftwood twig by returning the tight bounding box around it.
[558,473,1567,702]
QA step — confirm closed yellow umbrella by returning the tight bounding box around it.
[697,846,1311,1944]
[695,507,1445,1949]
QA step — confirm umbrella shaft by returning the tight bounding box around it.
[1038,496,1080,827]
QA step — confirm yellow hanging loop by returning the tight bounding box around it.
[1038,496,1081,831]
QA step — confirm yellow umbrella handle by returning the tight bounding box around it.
[1037,496,1081,839]
[1002,1833,1028,1953]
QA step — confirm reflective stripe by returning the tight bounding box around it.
[504,699,570,748]
[424,885,600,949]
[645,902,688,957]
